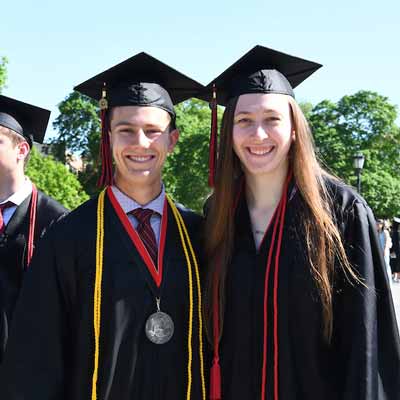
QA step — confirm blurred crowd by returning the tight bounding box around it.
[377,217,400,285]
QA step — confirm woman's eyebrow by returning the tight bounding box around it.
[235,109,280,115]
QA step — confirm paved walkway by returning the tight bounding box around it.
[390,281,400,333]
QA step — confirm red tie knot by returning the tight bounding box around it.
[129,208,155,224]
[0,201,15,234]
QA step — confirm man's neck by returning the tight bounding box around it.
[114,177,163,206]
[0,172,26,203]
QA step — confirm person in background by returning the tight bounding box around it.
[0,95,67,362]
[377,219,393,285]
[390,217,400,283]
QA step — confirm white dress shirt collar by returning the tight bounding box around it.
[111,184,165,216]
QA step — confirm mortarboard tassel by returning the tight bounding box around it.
[210,265,221,400]
[97,85,113,187]
[208,84,218,187]
[210,359,221,400]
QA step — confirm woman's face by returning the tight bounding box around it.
[232,93,294,178]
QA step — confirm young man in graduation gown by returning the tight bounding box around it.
[0,53,207,400]
[0,95,68,362]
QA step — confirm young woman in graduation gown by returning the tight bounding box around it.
[202,46,400,400]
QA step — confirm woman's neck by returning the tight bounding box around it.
[244,163,289,248]
[245,163,289,213]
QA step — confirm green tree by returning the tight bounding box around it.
[26,147,89,210]
[163,99,218,212]
[299,101,313,120]
[309,91,400,218]
[0,56,8,93]
[52,91,101,195]
[50,89,400,216]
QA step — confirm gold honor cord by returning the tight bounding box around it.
[91,190,205,400]
[167,196,206,400]
[92,188,106,400]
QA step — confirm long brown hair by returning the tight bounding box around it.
[204,95,359,342]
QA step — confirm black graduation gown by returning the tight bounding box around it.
[0,194,206,400]
[219,178,400,400]
[0,190,67,361]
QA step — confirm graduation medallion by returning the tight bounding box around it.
[145,298,174,344]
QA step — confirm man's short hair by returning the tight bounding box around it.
[0,126,26,146]
[0,126,31,165]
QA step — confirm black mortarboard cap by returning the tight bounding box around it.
[0,95,50,145]
[199,45,322,106]
[200,45,321,187]
[74,52,203,118]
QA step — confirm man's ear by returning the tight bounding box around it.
[17,141,30,162]
[168,129,179,153]
[108,127,114,149]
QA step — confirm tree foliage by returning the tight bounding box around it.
[52,91,101,195]
[309,90,400,218]
[163,99,219,212]
[0,56,8,93]
[26,147,89,210]
[50,89,400,217]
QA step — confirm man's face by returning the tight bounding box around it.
[0,127,28,175]
[109,106,179,188]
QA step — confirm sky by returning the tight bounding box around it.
[1,0,399,139]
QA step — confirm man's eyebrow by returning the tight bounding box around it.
[112,121,164,129]
[112,120,133,128]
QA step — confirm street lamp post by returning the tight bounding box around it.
[353,152,365,194]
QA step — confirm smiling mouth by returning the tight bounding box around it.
[247,146,275,156]
[126,155,155,163]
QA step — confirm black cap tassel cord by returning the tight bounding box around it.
[208,84,218,187]
[98,85,113,188]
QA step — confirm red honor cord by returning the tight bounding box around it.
[211,172,292,400]
[26,184,38,267]
[107,187,168,288]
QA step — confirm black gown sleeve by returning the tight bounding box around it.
[0,229,69,399]
[333,199,400,399]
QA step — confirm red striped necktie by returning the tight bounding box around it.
[129,208,159,268]
[0,201,15,234]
